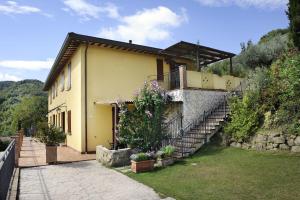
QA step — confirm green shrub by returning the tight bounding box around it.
[224,92,262,141]
[118,81,168,151]
[157,145,175,159]
[130,153,152,162]
[36,122,66,146]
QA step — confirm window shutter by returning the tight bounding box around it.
[67,110,71,133]
[156,59,164,81]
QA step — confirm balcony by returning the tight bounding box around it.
[149,65,243,92]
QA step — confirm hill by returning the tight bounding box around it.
[0,79,47,136]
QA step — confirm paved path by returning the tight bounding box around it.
[19,137,95,167]
[19,160,164,200]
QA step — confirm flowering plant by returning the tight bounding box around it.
[118,81,169,151]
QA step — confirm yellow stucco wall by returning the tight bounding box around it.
[86,46,170,151]
[186,70,242,90]
[47,46,85,152]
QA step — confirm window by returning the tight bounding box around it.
[67,63,71,90]
[67,110,71,133]
[53,115,55,126]
[49,89,52,104]
[156,59,164,81]
[52,85,55,99]
[55,82,58,97]
[58,113,61,127]
[60,71,65,92]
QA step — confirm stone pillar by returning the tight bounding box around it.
[179,65,187,89]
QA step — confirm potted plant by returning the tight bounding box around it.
[37,122,66,164]
[156,145,175,167]
[130,152,155,173]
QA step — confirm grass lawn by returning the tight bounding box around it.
[127,145,300,200]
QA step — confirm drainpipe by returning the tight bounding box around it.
[84,42,89,153]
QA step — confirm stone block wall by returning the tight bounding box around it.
[96,145,132,167]
[228,132,300,153]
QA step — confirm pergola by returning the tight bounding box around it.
[161,41,235,73]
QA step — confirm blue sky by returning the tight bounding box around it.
[0,0,288,82]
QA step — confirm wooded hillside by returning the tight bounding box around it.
[0,80,47,136]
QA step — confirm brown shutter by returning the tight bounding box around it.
[61,112,65,132]
[156,59,164,81]
[67,110,71,133]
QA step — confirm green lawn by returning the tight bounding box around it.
[127,145,300,200]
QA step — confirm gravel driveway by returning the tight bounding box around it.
[19,160,165,200]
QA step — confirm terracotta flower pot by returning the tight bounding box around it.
[46,145,57,164]
[157,157,174,167]
[131,160,155,173]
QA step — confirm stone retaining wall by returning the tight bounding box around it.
[96,145,132,167]
[168,89,227,127]
[228,132,300,153]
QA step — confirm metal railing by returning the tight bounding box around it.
[147,69,180,90]
[0,139,16,199]
[163,84,244,157]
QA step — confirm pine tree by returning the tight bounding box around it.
[287,0,300,49]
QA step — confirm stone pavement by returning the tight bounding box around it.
[19,160,164,200]
[19,137,95,167]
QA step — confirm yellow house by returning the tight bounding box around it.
[43,32,241,153]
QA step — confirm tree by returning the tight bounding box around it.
[287,0,300,49]
[11,96,48,135]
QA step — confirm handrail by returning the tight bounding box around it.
[0,139,15,164]
[162,82,243,152]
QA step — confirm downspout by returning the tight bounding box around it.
[84,42,89,153]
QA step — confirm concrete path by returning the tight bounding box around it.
[19,137,95,167]
[19,160,164,200]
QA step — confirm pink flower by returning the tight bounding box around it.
[150,80,160,92]
[145,110,152,118]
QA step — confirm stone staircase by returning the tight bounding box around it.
[172,103,230,158]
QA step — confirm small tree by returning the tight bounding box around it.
[118,81,168,152]
[287,0,300,49]
[36,122,66,146]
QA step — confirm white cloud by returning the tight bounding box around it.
[0,73,22,81]
[0,58,54,71]
[0,1,41,15]
[195,0,287,9]
[63,0,119,21]
[98,6,188,45]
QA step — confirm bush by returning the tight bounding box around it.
[224,92,262,141]
[225,50,300,138]
[118,81,169,151]
[130,152,153,162]
[157,145,175,159]
[36,122,66,146]
[271,51,300,134]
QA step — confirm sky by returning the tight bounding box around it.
[0,0,289,82]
